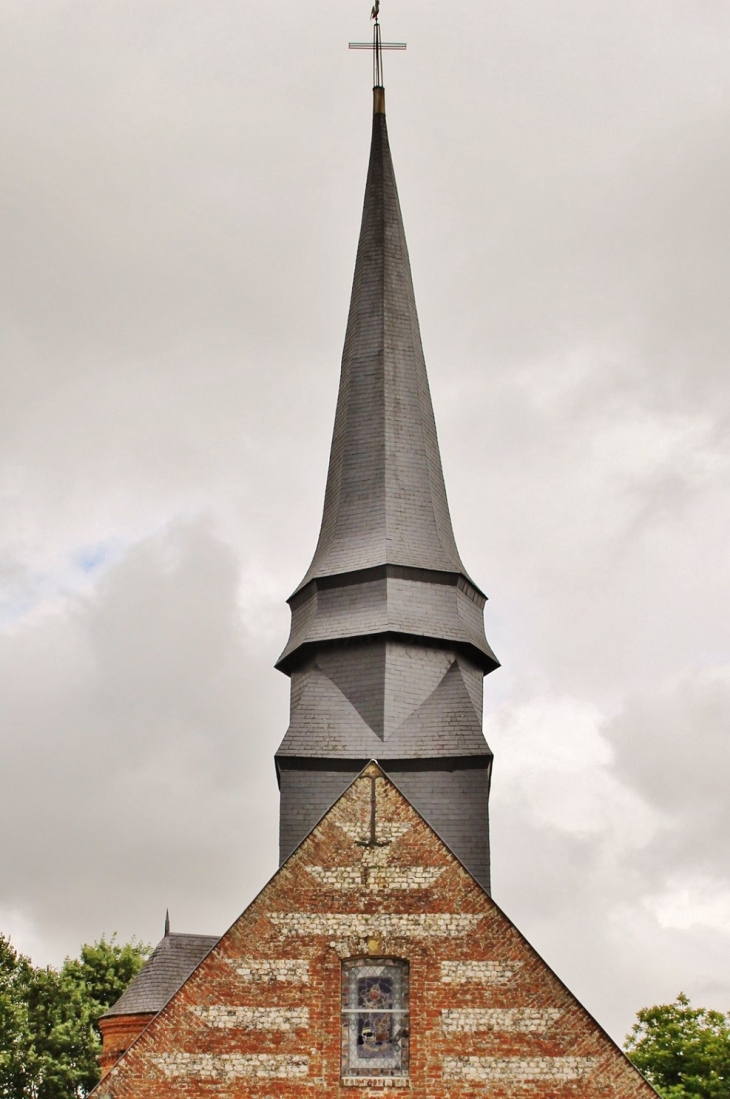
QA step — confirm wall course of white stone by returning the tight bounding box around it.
[151,1054,309,1080]
[270,913,482,937]
[305,865,443,891]
[234,959,310,983]
[336,819,412,844]
[441,1008,562,1033]
[192,1006,309,1030]
[443,1056,597,1082]
[439,960,521,984]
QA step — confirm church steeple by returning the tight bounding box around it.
[277,101,497,676]
[296,100,468,590]
[276,55,498,891]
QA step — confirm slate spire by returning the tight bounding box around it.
[296,93,467,590]
[276,83,499,892]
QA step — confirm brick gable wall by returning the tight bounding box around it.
[95,766,656,1098]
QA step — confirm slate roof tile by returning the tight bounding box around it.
[102,933,218,1018]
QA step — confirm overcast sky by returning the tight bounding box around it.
[1,0,729,1044]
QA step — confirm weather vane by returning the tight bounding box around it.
[349,0,406,90]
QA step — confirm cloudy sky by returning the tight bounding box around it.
[1,0,729,1043]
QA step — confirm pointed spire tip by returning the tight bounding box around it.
[373,86,385,114]
[164,909,170,937]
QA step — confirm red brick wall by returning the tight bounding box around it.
[98,1013,155,1077]
[94,766,657,1098]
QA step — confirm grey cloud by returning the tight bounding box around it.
[0,521,284,961]
[488,678,730,1038]
[607,666,730,877]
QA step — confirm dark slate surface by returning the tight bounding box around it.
[279,767,357,865]
[389,765,492,892]
[295,108,474,592]
[276,101,497,676]
[278,644,491,759]
[277,571,498,672]
[276,96,497,894]
[102,933,218,1018]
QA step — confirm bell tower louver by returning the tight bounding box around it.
[275,82,499,891]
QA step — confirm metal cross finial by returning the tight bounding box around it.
[349,1,406,90]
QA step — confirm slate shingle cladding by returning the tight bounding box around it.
[295,102,465,588]
[103,934,219,1018]
[276,94,499,891]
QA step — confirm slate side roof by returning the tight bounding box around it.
[295,102,472,593]
[101,933,218,1018]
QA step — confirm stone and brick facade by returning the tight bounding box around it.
[95,766,656,1098]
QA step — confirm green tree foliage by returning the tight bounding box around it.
[626,993,730,1099]
[0,933,150,1099]
[0,936,35,1098]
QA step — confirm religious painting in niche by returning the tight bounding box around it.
[341,958,410,1078]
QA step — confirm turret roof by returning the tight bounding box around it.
[102,933,218,1019]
